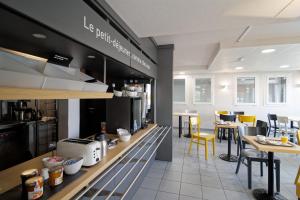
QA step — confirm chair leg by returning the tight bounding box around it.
[212,138,215,156]
[197,138,200,153]
[275,161,280,192]
[205,140,208,160]
[247,159,252,189]
[235,155,242,174]
[237,141,239,156]
[188,139,193,154]
[219,129,222,143]
[260,162,263,177]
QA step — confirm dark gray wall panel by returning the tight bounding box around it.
[140,37,158,63]
[155,44,174,161]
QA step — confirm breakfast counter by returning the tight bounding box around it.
[0,124,161,200]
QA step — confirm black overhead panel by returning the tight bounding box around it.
[0,5,104,72]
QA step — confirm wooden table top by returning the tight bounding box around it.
[0,124,158,199]
[173,112,199,117]
[215,122,244,129]
[243,136,300,154]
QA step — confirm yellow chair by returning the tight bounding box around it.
[295,166,300,200]
[238,115,256,126]
[188,115,215,160]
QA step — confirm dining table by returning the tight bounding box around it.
[173,112,199,138]
[243,136,300,200]
[216,122,243,162]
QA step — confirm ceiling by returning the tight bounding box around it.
[106,0,300,72]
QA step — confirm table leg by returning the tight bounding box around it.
[219,129,238,162]
[252,152,287,200]
[184,116,192,138]
[179,116,182,138]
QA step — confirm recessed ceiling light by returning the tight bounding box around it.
[261,49,275,54]
[235,67,244,70]
[87,55,96,59]
[32,33,47,39]
[179,72,185,75]
[279,65,290,68]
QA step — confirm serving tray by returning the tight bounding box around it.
[255,139,294,147]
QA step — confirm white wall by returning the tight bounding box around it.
[173,71,300,129]
[68,99,80,138]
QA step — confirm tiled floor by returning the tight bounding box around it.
[133,128,300,200]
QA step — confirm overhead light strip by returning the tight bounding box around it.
[274,0,295,18]
[236,26,251,43]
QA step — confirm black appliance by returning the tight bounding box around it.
[106,97,142,134]
[0,123,34,171]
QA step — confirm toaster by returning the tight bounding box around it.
[57,138,101,166]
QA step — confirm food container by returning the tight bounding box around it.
[113,90,123,97]
[49,166,63,187]
[25,176,43,200]
[63,157,83,175]
[42,156,64,168]
[21,169,39,195]
[119,134,131,142]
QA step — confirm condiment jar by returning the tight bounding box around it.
[21,169,39,196]
[49,166,63,187]
[25,176,44,200]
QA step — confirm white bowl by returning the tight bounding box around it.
[119,134,131,142]
[42,156,64,168]
[256,135,266,142]
[63,157,83,175]
[114,90,123,97]
[126,91,137,97]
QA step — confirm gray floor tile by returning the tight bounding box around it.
[200,175,222,189]
[134,128,300,200]
[180,183,202,198]
[156,191,179,200]
[159,180,181,194]
[147,168,165,179]
[163,170,182,181]
[132,188,157,200]
[181,173,201,185]
[179,195,202,200]
[224,190,251,200]
[141,177,162,190]
[201,186,226,200]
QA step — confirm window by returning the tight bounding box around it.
[267,76,287,104]
[173,78,186,103]
[194,78,213,104]
[236,77,256,105]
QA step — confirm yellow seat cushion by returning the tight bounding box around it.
[192,133,215,140]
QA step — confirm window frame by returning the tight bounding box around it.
[234,75,258,106]
[173,77,188,104]
[192,76,214,105]
[265,75,288,105]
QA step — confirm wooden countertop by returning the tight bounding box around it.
[243,136,300,154]
[0,124,157,199]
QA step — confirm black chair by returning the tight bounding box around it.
[233,111,245,116]
[218,114,236,143]
[268,114,279,137]
[235,126,281,191]
[256,120,268,129]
